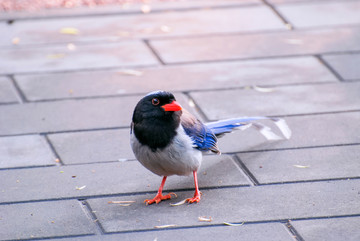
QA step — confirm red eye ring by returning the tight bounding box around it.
[152,98,160,106]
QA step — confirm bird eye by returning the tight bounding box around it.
[152,98,160,106]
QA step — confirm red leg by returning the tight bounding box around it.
[186,171,201,204]
[144,176,177,205]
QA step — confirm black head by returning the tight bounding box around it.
[132,91,182,150]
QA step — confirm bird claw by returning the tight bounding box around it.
[144,192,177,205]
[186,192,201,204]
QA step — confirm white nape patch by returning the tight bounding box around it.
[130,125,202,177]
[145,90,165,97]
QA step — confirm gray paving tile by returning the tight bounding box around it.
[0,0,261,20]
[0,155,249,204]
[0,135,56,169]
[0,76,18,104]
[0,200,95,240]
[269,0,354,4]
[48,129,135,164]
[87,179,360,232]
[291,216,360,241]
[215,111,360,153]
[0,41,158,75]
[0,93,198,136]
[15,56,337,101]
[238,145,360,184]
[150,27,360,63]
[322,53,360,81]
[1,6,284,47]
[60,223,293,241]
[191,82,360,119]
[276,1,360,28]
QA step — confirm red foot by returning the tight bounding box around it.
[186,192,201,204]
[144,192,177,205]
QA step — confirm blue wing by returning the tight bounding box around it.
[181,110,220,154]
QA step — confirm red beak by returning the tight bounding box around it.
[161,101,182,112]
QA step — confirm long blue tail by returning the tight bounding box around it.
[205,117,291,140]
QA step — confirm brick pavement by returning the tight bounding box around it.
[1,0,360,240]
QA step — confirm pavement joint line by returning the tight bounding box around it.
[262,0,294,30]
[284,220,305,241]
[3,234,95,241]
[315,54,345,82]
[143,39,166,65]
[1,49,360,77]
[0,3,262,22]
[0,164,56,172]
[80,200,106,235]
[43,134,64,166]
[182,91,210,122]
[232,154,260,186]
[0,80,337,104]
[8,74,28,103]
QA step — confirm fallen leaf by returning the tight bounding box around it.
[75,185,86,190]
[108,201,136,204]
[60,27,79,35]
[47,53,65,59]
[223,222,245,226]
[67,43,76,50]
[141,4,151,13]
[154,224,177,229]
[198,216,213,222]
[170,199,187,206]
[160,25,172,33]
[252,85,274,93]
[12,37,20,45]
[117,69,143,76]
[293,165,310,168]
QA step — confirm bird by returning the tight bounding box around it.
[130,90,291,205]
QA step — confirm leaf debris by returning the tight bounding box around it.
[293,165,310,168]
[170,199,187,206]
[223,222,245,226]
[75,185,86,190]
[60,27,79,35]
[198,216,213,222]
[154,224,177,229]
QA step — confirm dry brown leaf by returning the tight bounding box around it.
[253,85,274,93]
[198,216,213,222]
[293,165,310,168]
[117,69,143,76]
[47,53,65,59]
[141,4,151,13]
[60,27,79,35]
[154,224,177,229]
[170,199,187,206]
[12,37,20,45]
[223,222,245,226]
[75,185,86,190]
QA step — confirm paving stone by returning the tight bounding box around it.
[150,27,360,63]
[0,135,56,169]
[0,155,249,204]
[238,145,360,184]
[0,41,158,75]
[15,56,337,101]
[0,76,18,104]
[276,1,360,28]
[215,111,360,153]
[322,53,360,81]
[87,179,360,232]
[291,216,360,241]
[190,82,360,119]
[269,0,354,3]
[0,200,95,240]
[1,6,285,47]
[0,93,198,135]
[0,0,261,20]
[60,223,294,241]
[48,129,135,164]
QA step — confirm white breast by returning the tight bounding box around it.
[130,125,202,176]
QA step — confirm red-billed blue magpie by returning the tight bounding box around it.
[131,91,291,205]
